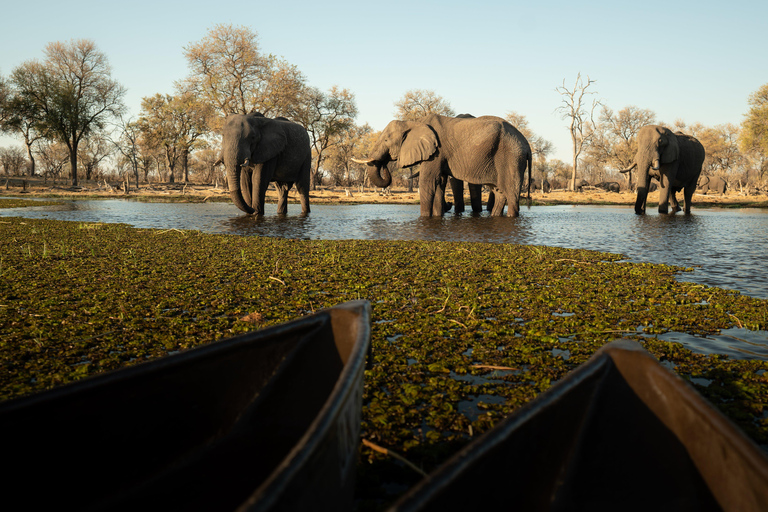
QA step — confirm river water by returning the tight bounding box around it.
[3,199,767,359]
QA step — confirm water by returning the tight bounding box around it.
[3,198,767,360]
[3,199,766,298]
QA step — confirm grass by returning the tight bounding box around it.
[1,216,767,509]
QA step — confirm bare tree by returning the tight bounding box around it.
[112,116,143,187]
[0,146,27,176]
[556,73,601,191]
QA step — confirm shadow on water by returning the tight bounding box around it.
[2,200,768,300]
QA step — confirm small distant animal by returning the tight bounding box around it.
[595,181,621,193]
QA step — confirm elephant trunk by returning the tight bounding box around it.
[225,151,255,214]
[367,162,392,189]
[634,166,651,215]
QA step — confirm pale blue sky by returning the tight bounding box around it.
[1,0,766,162]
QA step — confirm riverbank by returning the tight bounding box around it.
[3,176,768,208]
[1,216,767,508]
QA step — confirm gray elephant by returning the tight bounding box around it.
[620,125,705,214]
[574,179,590,192]
[220,112,311,215]
[354,114,531,217]
[697,175,727,195]
[595,181,620,193]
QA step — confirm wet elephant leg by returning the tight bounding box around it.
[250,163,271,215]
[448,177,464,213]
[468,184,483,212]
[275,181,293,214]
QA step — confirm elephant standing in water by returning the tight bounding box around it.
[354,114,531,217]
[220,113,311,215]
[621,125,705,214]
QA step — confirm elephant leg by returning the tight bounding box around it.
[487,189,496,212]
[275,181,292,214]
[468,184,483,212]
[251,163,272,215]
[657,175,672,214]
[683,183,696,214]
[490,192,507,216]
[448,177,465,213]
[294,157,311,215]
[418,162,442,217]
[669,188,681,213]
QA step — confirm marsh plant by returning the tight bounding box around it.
[1,217,766,507]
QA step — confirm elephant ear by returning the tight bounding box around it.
[398,125,439,168]
[660,132,680,164]
[252,121,288,163]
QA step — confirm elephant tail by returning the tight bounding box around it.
[526,153,532,206]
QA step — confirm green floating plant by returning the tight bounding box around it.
[1,216,767,511]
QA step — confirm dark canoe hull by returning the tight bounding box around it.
[1,300,371,512]
[391,339,768,512]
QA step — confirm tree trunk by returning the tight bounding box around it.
[25,142,36,177]
[69,141,79,187]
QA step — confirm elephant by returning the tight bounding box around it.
[574,179,590,192]
[595,181,620,193]
[697,175,727,195]
[620,125,705,214]
[220,112,311,215]
[353,114,531,217]
[405,171,494,213]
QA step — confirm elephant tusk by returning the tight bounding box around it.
[351,157,375,164]
[620,163,637,173]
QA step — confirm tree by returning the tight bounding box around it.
[181,24,306,120]
[588,105,656,187]
[9,40,125,186]
[697,123,742,177]
[556,73,601,191]
[112,117,143,187]
[0,146,27,176]
[394,89,455,121]
[36,140,69,183]
[740,84,768,185]
[505,111,553,161]
[78,132,113,181]
[138,93,212,183]
[0,72,44,177]
[297,85,358,189]
[323,123,373,186]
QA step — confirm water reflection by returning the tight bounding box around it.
[2,199,767,300]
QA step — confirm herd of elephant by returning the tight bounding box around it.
[217,112,720,218]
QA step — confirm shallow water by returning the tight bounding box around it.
[3,198,767,359]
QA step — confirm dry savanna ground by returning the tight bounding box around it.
[3,175,768,208]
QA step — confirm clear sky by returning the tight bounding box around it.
[1,0,766,162]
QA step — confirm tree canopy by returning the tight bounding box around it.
[180,24,306,121]
[394,89,455,121]
[8,39,125,185]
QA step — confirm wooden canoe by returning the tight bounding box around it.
[1,300,371,512]
[390,339,768,512]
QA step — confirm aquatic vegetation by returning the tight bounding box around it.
[0,199,62,209]
[1,217,766,508]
